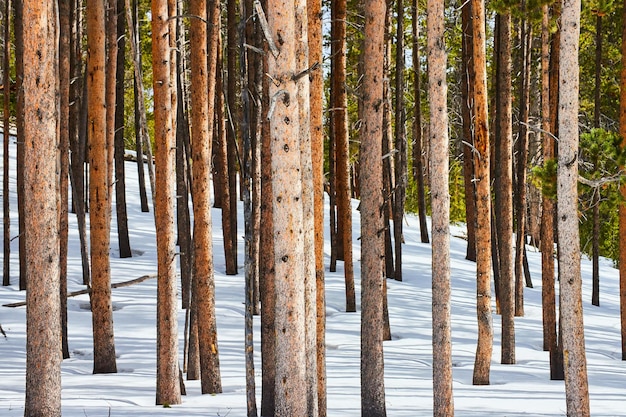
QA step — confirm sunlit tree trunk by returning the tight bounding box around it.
[190,0,222,395]
[427,0,453,412]
[558,0,590,412]
[23,1,61,414]
[308,0,327,410]
[360,0,387,413]
[470,0,493,386]
[88,0,118,375]
[152,0,181,404]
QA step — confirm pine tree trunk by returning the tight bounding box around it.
[23,2,62,414]
[558,0,590,412]
[59,0,71,360]
[427,0,454,412]
[461,0,476,263]
[190,0,222,395]
[411,0,429,244]
[152,0,181,404]
[2,0,9,288]
[114,0,132,259]
[495,12,515,365]
[88,0,118,375]
[619,0,626,362]
[225,0,238,276]
[308,0,327,409]
[360,0,387,413]
[470,0,493,386]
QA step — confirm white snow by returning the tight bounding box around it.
[1,137,625,416]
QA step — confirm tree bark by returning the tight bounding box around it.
[427,0,454,412]
[308,0,327,410]
[461,0,476,263]
[152,0,181,404]
[412,0,429,244]
[615,0,626,366]
[23,1,62,414]
[393,0,406,282]
[114,0,132,259]
[2,0,9,287]
[494,12,515,365]
[360,0,387,413]
[558,0,590,413]
[88,0,118,375]
[470,0,493,386]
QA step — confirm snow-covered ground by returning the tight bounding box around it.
[1,137,625,416]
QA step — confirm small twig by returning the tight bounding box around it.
[292,62,320,81]
[253,0,279,58]
[243,43,265,56]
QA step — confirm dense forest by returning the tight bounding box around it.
[2,0,626,415]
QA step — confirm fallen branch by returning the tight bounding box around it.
[2,274,157,308]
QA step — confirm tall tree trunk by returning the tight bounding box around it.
[558,0,590,412]
[190,0,222,395]
[114,0,132,259]
[59,0,71,360]
[240,1,258,413]
[14,0,26,291]
[393,0,406,282]
[23,1,62,414]
[382,6,395,280]
[225,0,238,276]
[88,0,118,375]
[461,0,476,262]
[591,12,603,307]
[495,12,515,365]
[515,15,533,316]
[105,0,117,207]
[152,0,181,405]
[619,0,626,362]
[360,0,387,413]
[2,0,9,287]
[331,0,355,312]
[412,0,429,244]
[266,0,308,412]
[216,40,237,277]
[470,0,493,386]
[427,0,453,412]
[308,0,327,409]
[540,2,557,361]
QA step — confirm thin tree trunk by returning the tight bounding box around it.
[88,0,118,375]
[152,0,181,404]
[427,0,454,411]
[393,0,406,282]
[558,0,590,412]
[591,13,603,307]
[114,0,132,259]
[2,0,9,287]
[308,0,327,408]
[461,0,476,263]
[360,0,387,412]
[470,0,493,386]
[412,0,429,244]
[495,12,515,365]
[14,0,26,291]
[126,0,155,210]
[23,1,62,414]
[59,0,71,359]
[515,16,532,317]
[225,0,239,276]
[619,0,626,362]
